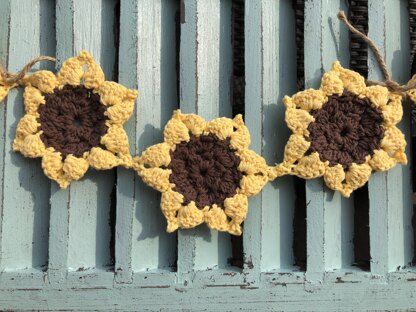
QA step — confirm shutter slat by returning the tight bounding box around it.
[1,0,53,272]
[368,0,413,275]
[304,0,354,282]
[131,0,178,273]
[50,0,115,279]
[178,0,233,282]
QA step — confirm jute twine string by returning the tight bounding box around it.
[0,55,56,85]
[338,11,416,95]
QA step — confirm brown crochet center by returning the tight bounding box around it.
[307,91,384,169]
[169,133,243,209]
[38,85,108,158]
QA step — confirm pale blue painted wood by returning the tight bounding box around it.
[178,0,233,281]
[65,0,116,271]
[304,0,354,282]
[244,0,299,279]
[243,0,262,284]
[0,0,10,275]
[1,0,52,272]
[115,0,138,284]
[53,0,116,272]
[131,0,178,273]
[368,0,413,275]
[2,272,416,311]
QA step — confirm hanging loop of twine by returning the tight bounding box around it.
[0,55,56,86]
[337,11,415,96]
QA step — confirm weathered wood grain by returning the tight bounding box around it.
[304,0,354,282]
[49,0,116,284]
[131,0,178,273]
[367,0,413,275]
[244,0,298,278]
[2,272,416,311]
[0,0,53,272]
[115,0,137,284]
[177,0,233,283]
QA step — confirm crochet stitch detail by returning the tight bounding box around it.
[308,91,385,169]
[134,110,270,236]
[38,85,108,158]
[270,61,407,197]
[169,133,243,209]
[12,51,138,188]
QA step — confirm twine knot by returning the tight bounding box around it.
[338,11,415,101]
[0,55,55,102]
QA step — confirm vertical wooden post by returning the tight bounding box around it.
[177,0,233,283]
[0,0,53,273]
[304,0,354,282]
[368,0,413,275]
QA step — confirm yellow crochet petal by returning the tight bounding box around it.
[323,164,345,193]
[368,149,397,171]
[88,147,121,170]
[180,113,207,136]
[0,82,17,102]
[238,149,268,176]
[284,104,314,135]
[15,114,40,140]
[230,114,250,150]
[381,126,406,157]
[57,55,84,87]
[16,133,46,158]
[164,113,190,146]
[77,50,105,90]
[22,70,58,93]
[23,86,45,114]
[363,85,389,108]
[282,134,310,165]
[344,162,372,195]
[41,148,69,189]
[105,99,135,124]
[292,152,326,179]
[177,201,205,229]
[292,89,327,111]
[101,124,130,155]
[205,117,234,140]
[0,74,17,102]
[98,81,138,106]
[63,154,89,181]
[320,71,343,96]
[332,61,366,94]
[137,167,172,192]
[161,189,183,233]
[381,95,403,127]
[238,150,269,196]
[205,205,229,232]
[139,142,171,168]
[223,193,248,227]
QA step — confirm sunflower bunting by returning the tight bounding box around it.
[269,61,407,197]
[12,51,138,188]
[134,110,271,235]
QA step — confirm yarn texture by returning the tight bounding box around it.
[270,61,407,197]
[12,51,138,188]
[134,110,270,235]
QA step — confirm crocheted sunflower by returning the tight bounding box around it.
[271,61,406,197]
[134,110,269,235]
[12,51,138,188]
